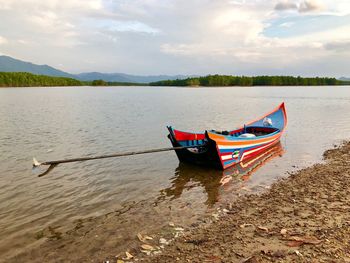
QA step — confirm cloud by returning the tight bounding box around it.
[0,35,7,44]
[279,22,295,27]
[0,0,350,76]
[274,0,324,13]
[275,1,298,11]
[324,40,350,52]
[299,0,324,12]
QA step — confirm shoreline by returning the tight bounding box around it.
[8,141,350,262]
[137,141,350,262]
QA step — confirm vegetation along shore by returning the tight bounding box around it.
[0,72,145,87]
[9,141,350,262]
[1,72,349,87]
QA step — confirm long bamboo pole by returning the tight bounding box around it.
[33,145,202,177]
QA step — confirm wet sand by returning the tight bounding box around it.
[8,141,350,262]
[138,141,350,262]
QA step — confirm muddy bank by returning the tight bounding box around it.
[137,142,350,262]
[8,142,350,262]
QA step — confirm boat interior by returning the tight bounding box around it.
[213,126,279,138]
[169,125,280,148]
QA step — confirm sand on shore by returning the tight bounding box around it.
[9,142,350,262]
[138,142,350,262]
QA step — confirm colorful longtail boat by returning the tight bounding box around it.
[167,102,287,170]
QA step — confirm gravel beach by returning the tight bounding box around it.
[139,141,350,262]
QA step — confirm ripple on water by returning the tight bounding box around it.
[0,86,350,260]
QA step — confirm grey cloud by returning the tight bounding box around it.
[299,0,323,12]
[324,41,350,52]
[274,1,298,11]
[275,0,323,13]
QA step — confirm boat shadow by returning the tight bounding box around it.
[157,142,284,207]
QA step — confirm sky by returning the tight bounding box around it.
[0,0,350,76]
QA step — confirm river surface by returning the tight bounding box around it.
[1,86,350,259]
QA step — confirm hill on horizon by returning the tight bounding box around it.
[0,55,74,78]
[0,55,188,83]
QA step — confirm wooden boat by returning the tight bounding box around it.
[167,102,287,170]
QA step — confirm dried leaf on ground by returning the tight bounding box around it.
[288,240,304,247]
[240,223,253,228]
[257,226,269,232]
[288,236,322,244]
[137,233,153,242]
[137,233,145,242]
[140,250,151,255]
[122,251,133,260]
[141,244,155,251]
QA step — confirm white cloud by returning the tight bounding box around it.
[0,35,8,45]
[279,22,295,27]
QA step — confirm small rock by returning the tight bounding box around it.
[280,229,287,235]
[295,250,303,257]
[273,250,287,258]
[159,238,168,245]
[212,213,219,220]
[169,222,175,227]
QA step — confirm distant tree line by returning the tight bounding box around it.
[90,79,146,86]
[0,72,147,87]
[1,72,347,88]
[0,72,82,87]
[150,75,345,86]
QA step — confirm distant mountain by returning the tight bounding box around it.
[0,55,189,83]
[0,55,74,78]
[339,77,350,81]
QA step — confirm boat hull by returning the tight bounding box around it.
[167,130,222,169]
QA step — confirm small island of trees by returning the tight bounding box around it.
[150,75,345,86]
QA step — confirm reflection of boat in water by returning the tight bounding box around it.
[157,164,223,206]
[157,143,284,206]
[220,142,284,184]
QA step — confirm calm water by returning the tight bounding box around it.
[1,86,350,258]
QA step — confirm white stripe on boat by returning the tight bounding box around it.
[221,154,232,161]
[239,140,277,161]
[218,138,276,150]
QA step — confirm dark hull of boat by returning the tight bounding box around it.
[167,131,222,169]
